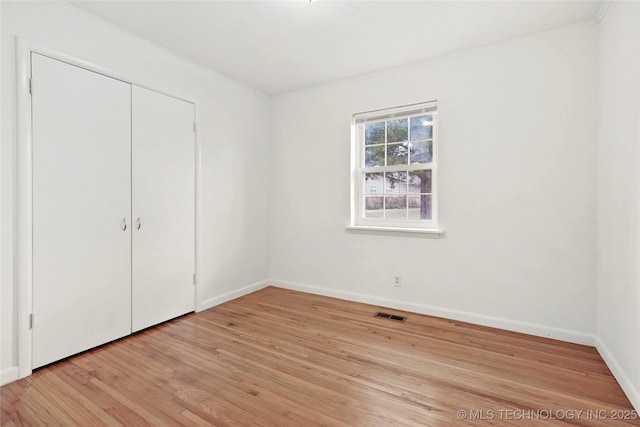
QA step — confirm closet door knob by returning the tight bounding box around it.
[135,217,141,230]
[121,218,127,231]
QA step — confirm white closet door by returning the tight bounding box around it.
[131,86,195,332]
[32,54,132,368]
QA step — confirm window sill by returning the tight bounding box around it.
[346,225,444,238]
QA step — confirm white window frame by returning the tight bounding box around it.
[350,101,442,234]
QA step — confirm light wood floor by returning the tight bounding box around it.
[1,287,638,426]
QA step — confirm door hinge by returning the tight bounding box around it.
[28,78,33,95]
[29,313,34,329]
[193,273,196,285]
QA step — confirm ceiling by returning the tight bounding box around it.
[68,1,603,95]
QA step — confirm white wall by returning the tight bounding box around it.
[270,25,598,343]
[596,1,640,410]
[1,1,270,382]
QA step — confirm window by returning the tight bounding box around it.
[351,101,440,232]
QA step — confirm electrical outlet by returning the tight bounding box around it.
[393,275,401,287]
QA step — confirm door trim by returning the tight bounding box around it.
[14,38,200,379]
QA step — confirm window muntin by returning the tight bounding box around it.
[352,102,438,230]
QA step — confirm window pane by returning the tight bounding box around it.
[409,170,432,193]
[387,118,408,143]
[408,194,432,220]
[384,196,407,219]
[365,122,385,145]
[365,196,383,217]
[384,172,407,194]
[365,146,385,167]
[364,173,383,194]
[410,115,433,140]
[386,143,409,166]
[355,102,437,227]
[409,140,432,163]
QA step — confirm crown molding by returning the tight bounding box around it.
[596,0,612,23]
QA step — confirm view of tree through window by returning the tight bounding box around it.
[359,111,435,221]
[352,101,438,230]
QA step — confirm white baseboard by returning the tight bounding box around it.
[595,336,640,411]
[198,280,270,312]
[270,279,595,346]
[1,367,19,386]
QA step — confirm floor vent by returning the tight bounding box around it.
[374,312,407,322]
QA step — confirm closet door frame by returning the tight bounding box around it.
[14,39,200,380]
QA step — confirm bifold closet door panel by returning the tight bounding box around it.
[31,53,132,369]
[131,86,195,332]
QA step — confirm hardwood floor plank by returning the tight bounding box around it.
[1,287,638,426]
